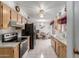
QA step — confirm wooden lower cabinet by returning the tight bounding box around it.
[51,38,55,50]
[55,41,60,57]
[51,37,66,58]
[0,45,19,58]
[13,45,19,58]
[60,44,66,57]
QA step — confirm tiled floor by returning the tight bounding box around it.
[23,39,57,58]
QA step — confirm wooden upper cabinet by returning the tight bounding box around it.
[21,17,27,24]
[21,16,23,24]
[0,2,27,29]
[11,10,17,22]
[17,14,21,24]
[3,4,10,29]
[0,2,3,28]
[25,18,27,23]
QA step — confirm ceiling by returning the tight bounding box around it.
[15,1,66,23]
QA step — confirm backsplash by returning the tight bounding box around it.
[55,30,67,40]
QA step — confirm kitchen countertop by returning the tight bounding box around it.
[0,42,20,48]
[18,36,30,39]
[51,34,67,45]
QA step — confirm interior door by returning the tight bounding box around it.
[74,1,79,58]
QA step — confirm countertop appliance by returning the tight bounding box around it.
[2,33,18,42]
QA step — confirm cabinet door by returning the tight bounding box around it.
[11,10,17,21]
[14,45,19,58]
[0,48,14,58]
[51,38,56,50]
[62,45,67,57]
[59,43,62,57]
[22,17,27,24]
[21,16,23,24]
[17,14,21,24]
[55,40,60,57]
[59,43,67,58]
[3,4,10,29]
[0,2,3,28]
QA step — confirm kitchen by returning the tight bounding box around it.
[0,1,36,58]
[0,1,78,58]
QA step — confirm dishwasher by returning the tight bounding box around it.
[20,39,29,58]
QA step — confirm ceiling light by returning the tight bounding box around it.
[40,14,44,18]
[39,9,44,18]
[36,19,48,22]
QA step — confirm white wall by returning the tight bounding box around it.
[67,1,74,57]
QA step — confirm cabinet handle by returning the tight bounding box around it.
[73,48,79,55]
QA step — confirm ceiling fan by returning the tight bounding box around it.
[37,4,54,18]
[37,4,45,18]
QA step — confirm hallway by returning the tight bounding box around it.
[23,39,57,58]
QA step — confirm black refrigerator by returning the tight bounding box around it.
[22,23,36,49]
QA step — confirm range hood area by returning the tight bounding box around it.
[9,20,24,29]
